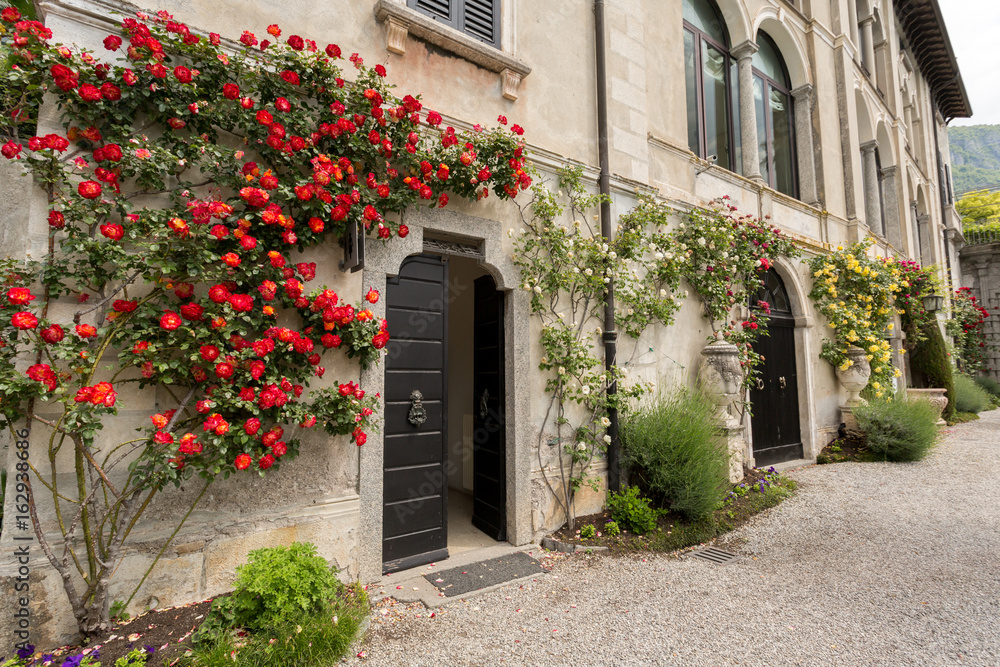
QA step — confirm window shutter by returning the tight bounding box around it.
[461,0,499,46]
[413,0,453,23]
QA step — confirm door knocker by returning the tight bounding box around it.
[408,389,427,427]
[779,376,787,389]
[756,378,764,390]
[479,388,490,420]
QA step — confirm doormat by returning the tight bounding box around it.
[423,551,545,597]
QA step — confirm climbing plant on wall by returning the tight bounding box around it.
[675,197,800,414]
[946,287,991,374]
[808,238,904,398]
[0,8,527,637]
[511,171,685,529]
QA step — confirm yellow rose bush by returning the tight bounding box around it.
[808,238,902,398]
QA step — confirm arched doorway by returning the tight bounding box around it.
[749,269,803,466]
[380,253,508,573]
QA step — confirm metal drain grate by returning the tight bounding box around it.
[688,547,740,565]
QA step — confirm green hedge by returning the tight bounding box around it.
[909,321,955,421]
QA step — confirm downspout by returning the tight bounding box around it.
[594,0,620,492]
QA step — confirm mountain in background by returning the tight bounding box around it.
[948,124,1000,195]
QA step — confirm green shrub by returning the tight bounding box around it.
[856,394,939,462]
[579,524,596,539]
[954,374,993,413]
[196,542,344,643]
[910,320,956,421]
[604,520,620,537]
[184,585,367,667]
[606,486,659,534]
[620,386,728,521]
[973,375,1000,398]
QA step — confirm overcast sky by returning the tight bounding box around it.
[938,1,1000,127]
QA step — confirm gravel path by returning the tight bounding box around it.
[355,412,1000,666]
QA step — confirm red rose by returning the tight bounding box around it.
[287,34,304,50]
[228,294,253,312]
[180,303,204,320]
[325,43,341,58]
[76,323,97,338]
[354,429,367,446]
[104,34,122,50]
[27,363,57,391]
[40,324,64,343]
[273,441,288,457]
[78,83,102,102]
[7,287,34,305]
[112,299,137,313]
[100,223,124,240]
[372,331,390,349]
[199,345,219,362]
[234,453,252,470]
[78,180,102,199]
[321,334,341,348]
[214,361,234,379]
[239,30,257,47]
[1,140,22,159]
[173,66,192,83]
[11,311,38,329]
[398,224,409,238]
[374,64,387,77]
[244,418,261,435]
[258,454,275,470]
[239,187,269,208]
[221,252,241,267]
[160,311,182,330]
[208,284,230,304]
[240,235,257,250]
[1,6,21,21]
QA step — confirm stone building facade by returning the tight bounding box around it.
[0,0,970,649]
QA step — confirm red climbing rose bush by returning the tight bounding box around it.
[0,8,528,636]
[946,287,991,373]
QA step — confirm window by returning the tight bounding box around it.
[683,0,739,172]
[407,0,500,48]
[751,32,797,197]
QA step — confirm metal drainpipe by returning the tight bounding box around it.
[594,0,620,493]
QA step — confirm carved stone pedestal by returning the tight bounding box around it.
[907,388,949,425]
[721,423,747,483]
[835,345,871,430]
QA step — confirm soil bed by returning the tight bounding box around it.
[549,468,798,556]
[816,431,876,464]
[25,598,213,667]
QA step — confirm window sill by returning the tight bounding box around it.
[373,0,530,100]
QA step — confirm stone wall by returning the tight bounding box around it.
[959,242,1000,379]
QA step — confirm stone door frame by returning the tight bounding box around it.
[357,208,532,582]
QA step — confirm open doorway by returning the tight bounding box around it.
[381,253,507,572]
[445,256,507,555]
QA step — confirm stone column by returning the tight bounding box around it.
[732,40,762,183]
[860,140,882,235]
[917,213,932,266]
[881,165,901,249]
[791,83,819,206]
[859,17,876,77]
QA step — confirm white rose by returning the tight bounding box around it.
[558,366,566,375]
[533,285,542,293]
[576,442,587,451]
[581,385,590,395]
[584,268,593,276]
[697,237,706,246]
[659,289,667,297]
[601,417,611,427]
[508,228,515,237]
[655,252,664,260]
[603,435,612,444]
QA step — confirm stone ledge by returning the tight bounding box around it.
[373,0,530,100]
[540,536,608,554]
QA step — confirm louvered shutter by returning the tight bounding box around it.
[408,0,501,49]
[461,0,499,47]
[410,0,456,27]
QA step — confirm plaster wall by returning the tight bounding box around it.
[1,0,967,650]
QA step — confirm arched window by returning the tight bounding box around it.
[752,32,797,197]
[683,0,739,173]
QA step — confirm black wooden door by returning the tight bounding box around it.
[382,255,449,573]
[472,275,506,540]
[749,270,803,466]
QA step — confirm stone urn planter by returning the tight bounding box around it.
[699,338,745,482]
[907,388,948,426]
[835,345,871,429]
